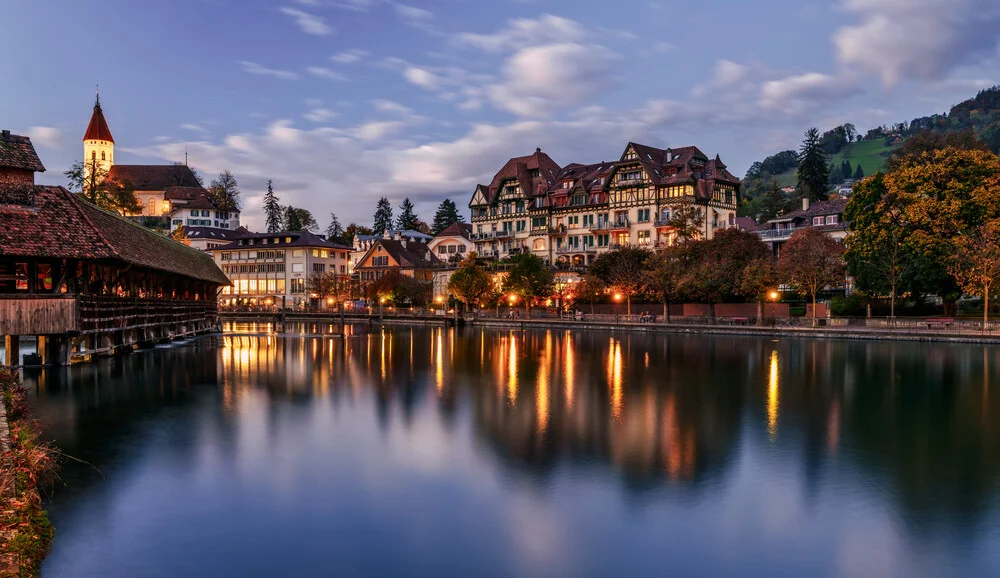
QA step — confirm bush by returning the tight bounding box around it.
[830,293,868,316]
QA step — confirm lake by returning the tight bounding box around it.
[26,325,1000,577]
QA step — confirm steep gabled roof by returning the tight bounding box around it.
[185,226,249,241]
[164,186,210,202]
[83,97,114,143]
[436,222,472,239]
[0,132,46,172]
[485,148,561,203]
[109,164,200,191]
[210,229,351,251]
[358,239,441,269]
[0,185,228,284]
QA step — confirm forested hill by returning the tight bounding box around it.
[741,85,1000,201]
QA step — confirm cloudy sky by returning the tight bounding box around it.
[6,0,1000,230]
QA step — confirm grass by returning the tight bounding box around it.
[1,367,56,578]
[766,138,901,187]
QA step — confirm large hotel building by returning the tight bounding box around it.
[468,142,741,267]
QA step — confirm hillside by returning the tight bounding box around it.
[765,138,898,189]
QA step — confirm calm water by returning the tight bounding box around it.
[24,326,1000,577]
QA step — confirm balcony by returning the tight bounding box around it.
[590,219,611,233]
[495,229,512,239]
[556,245,597,255]
[654,216,674,228]
[756,228,796,242]
[608,218,630,231]
[548,225,567,236]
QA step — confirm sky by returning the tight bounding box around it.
[5,0,1000,231]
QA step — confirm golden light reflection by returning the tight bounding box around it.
[564,332,575,411]
[435,329,444,396]
[507,334,519,406]
[537,332,552,434]
[767,349,780,439]
[609,339,623,420]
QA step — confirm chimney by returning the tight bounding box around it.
[401,238,407,248]
[802,197,810,211]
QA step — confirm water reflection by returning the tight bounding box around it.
[24,328,1000,577]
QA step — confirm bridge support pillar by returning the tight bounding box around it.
[3,335,20,366]
[40,336,72,366]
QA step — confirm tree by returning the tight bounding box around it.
[447,253,493,311]
[679,228,771,318]
[665,196,705,245]
[307,271,349,309]
[373,196,393,235]
[591,246,652,316]
[326,213,344,243]
[844,173,910,317]
[396,197,419,231]
[502,253,554,318]
[284,206,318,232]
[208,170,241,212]
[643,246,687,321]
[64,159,140,216]
[573,274,607,314]
[104,177,141,217]
[343,223,374,245]
[796,127,830,202]
[736,258,777,325]
[263,180,282,233]
[760,178,790,221]
[854,164,865,180]
[778,227,846,325]
[948,220,1000,329]
[170,225,191,246]
[432,198,465,234]
[886,129,989,171]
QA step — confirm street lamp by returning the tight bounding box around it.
[769,291,779,301]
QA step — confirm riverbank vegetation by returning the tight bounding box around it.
[0,367,56,578]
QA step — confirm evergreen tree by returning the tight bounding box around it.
[854,164,865,179]
[796,127,830,202]
[396,197,418,231]
[326,213,344,242]
[284,206,318,232]
[841,160,853,182]
[373,196,393,235]
[761,179,789,221]
[431,198,464,234]
[263,180,282,233]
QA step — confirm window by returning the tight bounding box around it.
[277,280,286,293]
[826,215,839,225]
[637,209,650,222]
[101,151,106,160]
[813,217,824,226]
[267,279,276,293]
[292,249,304,257]
[91,151,96,161]
[438,246,448,254]
[313,263,325,273]
[292,263,304,273]
[285,237,292,243]
[321,250,329,258]
[638,230,651,245]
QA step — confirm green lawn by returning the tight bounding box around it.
[830,137,898,176]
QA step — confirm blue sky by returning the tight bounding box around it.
[6,0,1000,231]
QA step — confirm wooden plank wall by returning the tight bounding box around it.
[0,297,78,335]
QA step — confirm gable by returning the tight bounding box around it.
[358,243,402,268]
[470,187,487,206]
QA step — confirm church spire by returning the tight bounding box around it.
[84,89,114,143]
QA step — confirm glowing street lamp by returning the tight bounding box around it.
[613,293,623,302]
[769,291,779,301]
[508,294,517,304]
[435,295,444,304]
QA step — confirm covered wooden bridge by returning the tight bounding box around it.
[0,131,229,365]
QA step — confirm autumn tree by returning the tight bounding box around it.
[373,196,393,235]
[104,177,142,216]
[591,246,652,316]
[678,229,770,318]
[65,159,140,216]
[573,274,607,314]
[643,246,688,321]
[736,258,777,325]
[502,253,554,318]
[263,180,282,233]
[208,170,242,212]
[948,220,1000,329]
[447,253,493,311]
[343,223,373,244]
[170,225,191,246]
[778,227,846,325]
[885,129,989,171]
[665,196,705,244]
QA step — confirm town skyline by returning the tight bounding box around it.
[6,0,999,230]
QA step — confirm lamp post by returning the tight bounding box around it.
[614,293,623,324]
[769,290,779,327]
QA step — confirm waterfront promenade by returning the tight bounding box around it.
[218,309,1000,345]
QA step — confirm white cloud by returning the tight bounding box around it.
[330,49,369,64]
[303,108,338,123]
[334,0,372,11]
[653,42,676,54]
[488,42,617,117]
[373,100,413,115]
[394,4,432,21]
[280,6,332,36]
[180,123,208,134]
[26,126,61,148]
[240,61,298,80]
[403,67,441,90]
[307,66,349,81]
[458,14,584,52]
[760,72,860,113]
[834,0,1000,86]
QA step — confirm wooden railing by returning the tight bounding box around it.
[77,295,217,334]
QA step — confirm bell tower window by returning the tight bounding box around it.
[91,151,96,160]
[101,151,106,160]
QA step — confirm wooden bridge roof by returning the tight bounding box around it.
[0,185,229,285]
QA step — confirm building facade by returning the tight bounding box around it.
[468,143,741,268]
[428,223,473,265]
[350,229,432,275]
[756,198,848,255]
[209,230,351,310]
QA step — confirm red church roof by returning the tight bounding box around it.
[83,95,114,143]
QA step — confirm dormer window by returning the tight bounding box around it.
[530,169,540,178]
[826,215,839,225]
[563,181,571,189]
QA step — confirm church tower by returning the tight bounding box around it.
[83,90,114,179]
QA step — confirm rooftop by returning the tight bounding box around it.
[0,131,46,173]
[210,229,352,251]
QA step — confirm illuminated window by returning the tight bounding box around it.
[101,151,106,160]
